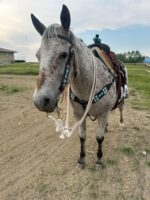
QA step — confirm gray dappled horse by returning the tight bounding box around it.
[31,5,124,169]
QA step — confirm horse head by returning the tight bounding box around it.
[31,5,75,112]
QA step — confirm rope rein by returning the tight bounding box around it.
[48,52,97,139]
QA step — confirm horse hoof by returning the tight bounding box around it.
[119,122,124,127]
[119,123,124,130]
[95,160,106,170]
[76,162,85,170]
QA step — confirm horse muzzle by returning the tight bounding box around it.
[33,89,58,113]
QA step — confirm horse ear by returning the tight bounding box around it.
[31,14,46,35]
[60,5,71,31]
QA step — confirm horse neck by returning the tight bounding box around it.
[71,38,111,101]
[70,40,93,100]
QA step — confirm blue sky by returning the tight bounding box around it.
[0,0,150,61]
[77,25,150,54]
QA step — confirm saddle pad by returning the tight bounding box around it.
[91,47,115,75]
[99,50,114,68]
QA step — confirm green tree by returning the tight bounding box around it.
[116,51,144,63]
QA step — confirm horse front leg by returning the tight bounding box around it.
[74,113,86,169]
[96,112,108,168]
[77,121,86,169]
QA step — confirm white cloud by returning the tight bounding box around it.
[0,0,150,61]
[141,48,150,57]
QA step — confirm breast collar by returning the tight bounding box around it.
[70,76,116,107]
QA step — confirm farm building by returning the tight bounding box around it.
[144,57,150,65]
[0,48,16,64]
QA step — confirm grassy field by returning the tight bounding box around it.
[0,62,39,75]
[0,62,150,110]
[126,63,150,110]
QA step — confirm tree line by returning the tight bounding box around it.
[80,37,145,63]
[116,51,145,63]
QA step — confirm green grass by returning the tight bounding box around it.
[106,158,118,166]
[88,166,97,173]
[0,84,24,94]
[126,64,150,110]
[119,146,134,156]
[127,64,150,96]
[0,63,39,75]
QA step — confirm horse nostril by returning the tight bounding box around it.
[43,98,50,107]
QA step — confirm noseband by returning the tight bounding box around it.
[56,34,75,93]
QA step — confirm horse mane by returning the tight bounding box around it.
[46,24,59,38]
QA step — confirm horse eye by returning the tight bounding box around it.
[59,52,67,59]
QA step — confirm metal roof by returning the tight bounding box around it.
[0,48,17,53]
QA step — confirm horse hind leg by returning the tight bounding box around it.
[119,105,124,129]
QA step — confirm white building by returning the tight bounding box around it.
[0,48,17,64]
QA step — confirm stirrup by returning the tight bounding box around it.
[123,85,129,98]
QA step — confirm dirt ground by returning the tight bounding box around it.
[0,75,149,200]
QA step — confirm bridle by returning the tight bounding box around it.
[56,34,75,93]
